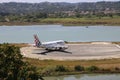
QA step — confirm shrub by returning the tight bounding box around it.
[41,66,56,76]
[55,65,68,72]
[86,66,99,72]
[74,65,84,71]
[115,67,120,71]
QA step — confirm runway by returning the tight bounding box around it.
[20,42,120,60]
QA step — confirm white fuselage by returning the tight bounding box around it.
[41,40,68,50]
[33,34,68,51]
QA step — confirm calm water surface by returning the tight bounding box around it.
[0,25,120,43]
[44,74,120,80]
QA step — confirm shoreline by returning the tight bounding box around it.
[0,22,120,26]
[43,71,120,77]
[0,17,120,26]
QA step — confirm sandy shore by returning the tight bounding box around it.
[20,42,120,60]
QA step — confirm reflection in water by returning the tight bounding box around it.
[44,74,120,80]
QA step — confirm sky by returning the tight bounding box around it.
[0,0,119,3]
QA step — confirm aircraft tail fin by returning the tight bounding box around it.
[34,34,42,47]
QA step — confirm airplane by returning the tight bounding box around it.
[33,34,68,51]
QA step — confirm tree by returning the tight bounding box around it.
[75,13,82,18]
[108,14,113,18]
[0,43,42,80]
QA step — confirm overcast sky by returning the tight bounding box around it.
[0,0,119,3]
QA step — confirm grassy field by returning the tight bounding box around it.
[24,58,120,70]
[23,58,120,76]
[0,16,120,26]
[39,17,120,26]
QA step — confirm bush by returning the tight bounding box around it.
[115,67,120,71]
[41,66,56,76]
[86,66,99,72]
[55,65,68,72]
[74,65,84,71]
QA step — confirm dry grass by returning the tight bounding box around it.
[24,58,120,70]
[1,17,120,26]
[40,17,120,26]
[10,43,29,48]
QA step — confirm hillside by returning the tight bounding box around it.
[0,1,120,15]
[0,1,120,26]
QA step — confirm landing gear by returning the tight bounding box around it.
[59,47,62,50]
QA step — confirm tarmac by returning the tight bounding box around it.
[20,42,120,60]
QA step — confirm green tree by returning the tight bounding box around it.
[108,14,113,18]
[35,13,48,18]
[75,13,82,18]
[0,43,42,80]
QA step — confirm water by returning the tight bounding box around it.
[0,25,120,43]
[44,74,120,80]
